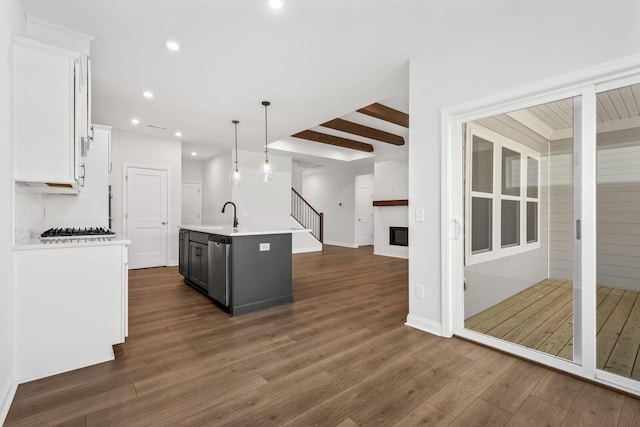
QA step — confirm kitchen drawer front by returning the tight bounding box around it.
[189,231,209,245]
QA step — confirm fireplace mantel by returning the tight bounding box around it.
[372,199,408,207]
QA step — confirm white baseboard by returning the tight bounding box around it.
[168,260,178,267]
[0,375,17,425]
[18,349,115,384]
[373,251,409,259]
[324,241,358,249]
[405,314,443,337]
[292,246,323,254]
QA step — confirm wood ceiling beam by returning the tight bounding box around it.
[357,103,409,128]
[292,130,374,152]
[321,118,405,146]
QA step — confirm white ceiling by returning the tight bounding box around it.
[23,0,419,162]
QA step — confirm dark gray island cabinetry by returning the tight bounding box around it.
[178,226,296,316]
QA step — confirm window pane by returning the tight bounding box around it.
[502,147,521,196]
[501,200,520,247]
[472,197,492,253]
[527,202,538,243]
[527,157,538,198]
[472,136,493,193]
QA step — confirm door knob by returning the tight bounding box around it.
[161,221,167,225]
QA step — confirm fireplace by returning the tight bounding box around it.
[389,226,408,246]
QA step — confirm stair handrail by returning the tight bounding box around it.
[291,188,323,243]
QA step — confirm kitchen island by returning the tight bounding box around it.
[179,226,307,316]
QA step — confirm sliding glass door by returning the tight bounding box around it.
[463,96,581,362]
[595,83,640,382]
[443,59,640,395]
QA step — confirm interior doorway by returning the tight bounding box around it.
[355,174,374,247]
[124,166,169,269]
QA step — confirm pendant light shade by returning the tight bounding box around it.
[258,101,274,183]
[229,120,241,186]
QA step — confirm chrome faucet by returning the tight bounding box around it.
[222,201,238,228]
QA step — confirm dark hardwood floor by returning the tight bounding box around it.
[5,245,640,426]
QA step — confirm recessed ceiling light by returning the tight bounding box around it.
[191,152,197,156]
[131,118,140,125]
[165,40,182,51]
[175,131,182,137]
[268,0,283,9]
[143,91,154,99]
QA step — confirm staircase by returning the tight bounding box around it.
[291,188,323,243]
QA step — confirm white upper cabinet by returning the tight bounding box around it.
[12,36,90,193]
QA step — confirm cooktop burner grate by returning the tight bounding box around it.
[40,227,116,239]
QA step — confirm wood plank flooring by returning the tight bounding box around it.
[6,246,640,426]
[466,278,640,380]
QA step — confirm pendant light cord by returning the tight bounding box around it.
[263,101,270,161]
[234,121,238,166]
[232,119,239,167]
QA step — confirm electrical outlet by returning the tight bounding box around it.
[416,284,425,300]
[415,208,425,222]
[259,243,270,251]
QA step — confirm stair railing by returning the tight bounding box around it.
[291,188,323,243]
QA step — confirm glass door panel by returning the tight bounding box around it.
[464,96,579,361]
[596,83,640,380]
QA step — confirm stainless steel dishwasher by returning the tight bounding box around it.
[208,234,231,306]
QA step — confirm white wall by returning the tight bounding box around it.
[110,129,182,265]
[303,160,374,247]
[373,156,408,258]
[201,149,292,228]
[231,150,292,228]
[1,0,25,421]
[201,151,232,225]
[548,137,574,280]
[291,160,304,193]
[596,128,640,290]
[408,0,640,333]
[182,157,203,183]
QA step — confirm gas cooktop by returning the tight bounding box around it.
[40,227,116,239]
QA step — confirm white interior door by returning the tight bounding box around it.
[126,167,168,269]
[356,186,374,246]
[181,181,201,225]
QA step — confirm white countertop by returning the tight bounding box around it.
[14,236,131,251]
[180,225,310,236]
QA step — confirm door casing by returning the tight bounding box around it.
[123,164,170,269]
[440,54,640,396]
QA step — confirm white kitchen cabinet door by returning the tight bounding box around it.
[12,36,85,188]
[15,243,127,382]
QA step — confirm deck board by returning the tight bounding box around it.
[597,290,637,369]
[466,278,640,379]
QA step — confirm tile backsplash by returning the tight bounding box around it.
[14,184,46,243]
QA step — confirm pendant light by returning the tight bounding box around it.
[258,101,274,183]
[229,120,241,186]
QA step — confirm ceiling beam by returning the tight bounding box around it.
[321,118,405,146]
[357,103,409,128]
[292,130,374,152]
